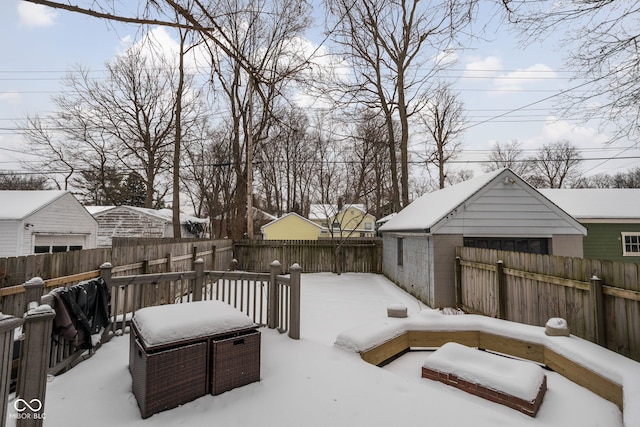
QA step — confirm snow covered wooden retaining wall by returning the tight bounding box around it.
[335,311,640,427]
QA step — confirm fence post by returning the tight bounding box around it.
[288,263,301,340]
[211,245,217,271]
[1,315,24,427]
[454,257,462,309]
[16,305,55,427]
[193,258,204,302]
[590,275,605,346]
[268,260,281,329]
[166,253,173,272]
[496,260,506,320]
[22,278,44,314]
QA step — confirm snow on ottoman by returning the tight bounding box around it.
[422,342,547,417]
[130,300,258,418]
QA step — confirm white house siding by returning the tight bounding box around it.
[0,220,21,257]
[382,233,436,307]
[20,193,97,255]
[434,183,583,238]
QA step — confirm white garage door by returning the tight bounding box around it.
[34,234,86,254]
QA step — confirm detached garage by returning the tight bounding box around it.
[0,190,97,257]
[379,169,586,308]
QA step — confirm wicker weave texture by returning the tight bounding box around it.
[131,338,208,419]
[211,330,261,396]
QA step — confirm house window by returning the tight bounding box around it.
[364,222,373,230]
[622,233,640,256]
[397,237,404,266]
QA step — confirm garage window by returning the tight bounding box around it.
[33,235,85,254]
[464,237,549,255]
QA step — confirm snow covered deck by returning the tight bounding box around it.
[335,309,640,427]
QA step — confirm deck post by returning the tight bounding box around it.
[268,260,281,329]
[22,278,44,314]
[288,263,302,340]
[16,305,55,427]
[1,315,24,427]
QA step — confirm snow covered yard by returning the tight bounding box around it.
[9,273,623,426]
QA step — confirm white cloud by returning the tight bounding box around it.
[0,91,21,104]
[17,2,57,28]
[463,55,503,78]
[520,116,609,149]
[494,64,557,91]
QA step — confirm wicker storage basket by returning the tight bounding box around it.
[130,321,209,419]
[131,337,208,419]
[211,330,261,395]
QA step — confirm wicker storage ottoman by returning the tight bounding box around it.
[131,337,208,419]
[211,330,261,395]
[130,301,259,418]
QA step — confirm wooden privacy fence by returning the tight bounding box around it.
[0,240,234,317]
[233,239,382,273]
[0,238,233,289]
[1,258,300,427]
[455,246,640,362]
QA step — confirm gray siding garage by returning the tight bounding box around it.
[379,169,586,308]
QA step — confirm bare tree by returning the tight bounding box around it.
[254,107,314,217]
[574,167,640,188]
[22,46,187,208]
[345,111,396,218]
[483,139,533,177]
[182,125,236,238]
[528,140,583,188]
[420,83,467,189]
[503,0,640,141]
[202,0,311,239]
[325,0,475,210]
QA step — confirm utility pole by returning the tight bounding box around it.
[246,75,254,239]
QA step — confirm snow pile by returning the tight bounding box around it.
[423,342,545,401]
[132,300,256,347]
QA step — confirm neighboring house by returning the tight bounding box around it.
[540,188,640,262]
[309,204,376,238]
[261,212,325,240]
[378,169,587,308]
[0,190,98,257]
[86,205,209,247]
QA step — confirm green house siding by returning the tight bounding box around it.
[583,223,640,262]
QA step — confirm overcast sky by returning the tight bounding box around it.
[1,0,638,182]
